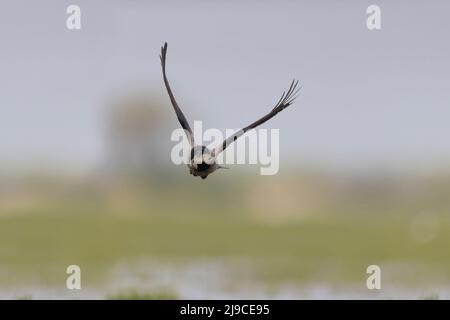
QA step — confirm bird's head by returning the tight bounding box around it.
[191,145,215,168]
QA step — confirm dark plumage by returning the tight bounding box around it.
[160,42,300,179]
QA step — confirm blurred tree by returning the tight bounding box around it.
[104,92,172,178]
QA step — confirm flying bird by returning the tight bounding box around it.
[160,42,300,179]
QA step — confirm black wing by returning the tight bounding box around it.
[212,79,300,157]
[160,42,194,146]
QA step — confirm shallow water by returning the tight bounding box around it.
[2,259,448,300]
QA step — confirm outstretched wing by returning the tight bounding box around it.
[212,79,300,157]
[160,42,194,146]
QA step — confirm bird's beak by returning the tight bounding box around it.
[218,165,229,169]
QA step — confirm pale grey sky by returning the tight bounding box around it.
[1,0,449,170]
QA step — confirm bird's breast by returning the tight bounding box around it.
[196,162,211,172]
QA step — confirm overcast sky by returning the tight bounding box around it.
[1,0,449,171]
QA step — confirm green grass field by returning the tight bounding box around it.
[1,173,449,298]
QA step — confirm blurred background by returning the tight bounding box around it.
[1,0,450,299]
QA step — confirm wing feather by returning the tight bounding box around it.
[160,42,194,146]
[212,79,300,157]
